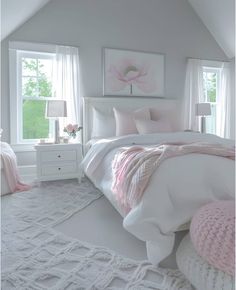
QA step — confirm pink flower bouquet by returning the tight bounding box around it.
[63,124,82,139]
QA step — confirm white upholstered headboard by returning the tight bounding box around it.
[83,97,182,144]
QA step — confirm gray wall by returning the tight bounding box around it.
[1,0,229,165]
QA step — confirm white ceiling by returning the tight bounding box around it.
[1,0,51,41]
[188,0,235,58]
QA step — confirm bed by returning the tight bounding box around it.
[1,141,31,195]
[1,163,11,195]
[1,139,12,195]
[82,97,235,265]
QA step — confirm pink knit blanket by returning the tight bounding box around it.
[112,142,235,213]
[1,142,31,193]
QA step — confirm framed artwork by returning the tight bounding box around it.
[103,48,165,97]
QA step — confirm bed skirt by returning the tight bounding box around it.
[1,169,11,195]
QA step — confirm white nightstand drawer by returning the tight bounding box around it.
[41,150,76,162]
[35,143,82,182]
[41,163,77,176]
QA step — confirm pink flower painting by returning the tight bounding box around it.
[104,49,164,97]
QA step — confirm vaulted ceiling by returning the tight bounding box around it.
[1,0,235,59]
[1,0,51,41]
[188,0,235,58]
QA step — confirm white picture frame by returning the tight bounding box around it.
[103,48,165,97]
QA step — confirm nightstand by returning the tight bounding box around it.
[34,143,82,182]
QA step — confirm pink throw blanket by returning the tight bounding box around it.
[112,142,235,213]
[1,142,31,193]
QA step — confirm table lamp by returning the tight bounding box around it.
[45,100,67,143]
[195,103,211,133]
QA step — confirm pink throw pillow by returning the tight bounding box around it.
[113,107,150,136]
[135,119,172,134]
[190,200,235,276]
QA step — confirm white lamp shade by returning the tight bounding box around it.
[46,100,67,118]
[195,103,211,116]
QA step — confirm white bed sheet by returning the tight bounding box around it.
[85,138,105,152]
[1,170,11,195]
[1,142,13,195]
[83,132,235,265]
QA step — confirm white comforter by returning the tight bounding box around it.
[82,132,235,264]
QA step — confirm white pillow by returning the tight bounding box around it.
[135,119,172,134]
[113,107,150,136]
[91,108,116,138]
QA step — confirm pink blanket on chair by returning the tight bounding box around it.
[112,142,235,213]
[1,142,31,193]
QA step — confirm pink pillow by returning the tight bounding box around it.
[113,107,150,136]
[190,201,235,276]
[135,119,172,134]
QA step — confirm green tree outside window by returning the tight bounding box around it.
[22,58,53,139]
[203,72,216,103]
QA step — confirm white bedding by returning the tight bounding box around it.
[85,138,103,152]
[82,132,235,265]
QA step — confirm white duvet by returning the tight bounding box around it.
[82,132,235,265]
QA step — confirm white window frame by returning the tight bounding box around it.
[202,66,221,135]
[9,41,56,150]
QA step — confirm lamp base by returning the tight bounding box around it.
[200,116,206,133]
[54,119,60,144]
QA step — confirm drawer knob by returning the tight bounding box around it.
[57,155,61,158]
[58,167,61,170]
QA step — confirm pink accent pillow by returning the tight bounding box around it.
[190,200,235,276]
[135,119,172,134]
[113,107,150,136]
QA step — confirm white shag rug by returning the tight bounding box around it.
[2,178,193,290]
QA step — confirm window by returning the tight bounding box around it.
[203,67,220,135]
[10,42,56,146]
[184,58,230,138]
[20,51,55,142]
[10,42,80,149]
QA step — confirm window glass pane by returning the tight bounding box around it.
[38,77,53,97]
[203,68,218,135]
[38,59,53,79]
[21,57,53,97]
[203,71,217,102]
[38,59,53,97]
[207,73,216,102]
[23,100,49,139]
[22,77,38,97]
[22,58,37,77]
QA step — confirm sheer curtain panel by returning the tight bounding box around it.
[183,59,204,131]
[217,62,231,138]
[53,45,81,132]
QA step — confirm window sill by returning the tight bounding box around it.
[11,143,36,152]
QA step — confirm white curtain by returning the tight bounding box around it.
[53,45,81,133]
[217,62,231,138]
[183,59,204,131]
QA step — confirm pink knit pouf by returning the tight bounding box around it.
[190,200,235,276]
